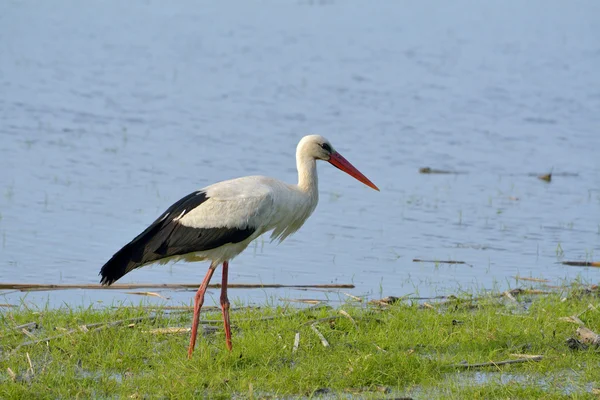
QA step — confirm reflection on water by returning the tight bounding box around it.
[1,0,599,307]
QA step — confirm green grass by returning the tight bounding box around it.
[1,288,599,399]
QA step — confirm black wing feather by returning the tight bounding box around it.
[99,191,255,285]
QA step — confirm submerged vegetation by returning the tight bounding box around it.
[1,286,600,399]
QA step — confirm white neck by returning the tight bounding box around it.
[296,153,318,195]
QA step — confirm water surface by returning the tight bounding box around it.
[1,0,599,307]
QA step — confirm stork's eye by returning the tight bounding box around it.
[320,143,332,153]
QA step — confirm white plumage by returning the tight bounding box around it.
[179,175,316,262]
[99,134,378,358]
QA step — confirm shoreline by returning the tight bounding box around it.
[2,284,599,398]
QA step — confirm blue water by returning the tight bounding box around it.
[1,0,599,307]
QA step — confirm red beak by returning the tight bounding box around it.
[328,152,379,191]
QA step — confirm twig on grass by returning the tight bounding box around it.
[559,315,585,325]
[450,355,543,368]
[341,292,363,302]
[3,315,161,360]
[15,329,78,349]
[88,315,160,333]
[6,367,16,382]
[144,327,190,334]
[1,322,38,340]
[145,326,222,335]
[339,310,358,329]
[509,354,543,359]
[301,316,342,326]
[503,290,518,302]
[14,322,37,331]
[310,324,329,348]
[26,353,34,376]
[576,327,600,346]
[21,328,35,339]
[292,332,300,354]
[199,314,285,324]
[374,343,387,353]
[559,301,600,326]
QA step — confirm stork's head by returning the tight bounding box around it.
[297,135,379,191]
[297,134,335,161]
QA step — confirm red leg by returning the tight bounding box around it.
[220,260,233,351]
[187,263,217,359]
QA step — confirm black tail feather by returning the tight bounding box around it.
[99,191,209,285]
[99,190,256,285]
[99,243,139,285]
[99,212,170,285]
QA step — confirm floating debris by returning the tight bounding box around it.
[513,276,550,283]
[0,283,355,291]
[561,261,600,268]
[413,259,468,265]
[369,296,403,306]
[418,167,465,174]
[125,291,170,300]
[538,172,552,182]
[528,171,578,177]
[279,298,323,305]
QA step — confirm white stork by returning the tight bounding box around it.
[99,135,379,358]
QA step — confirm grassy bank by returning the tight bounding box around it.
[1,287,599,399]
